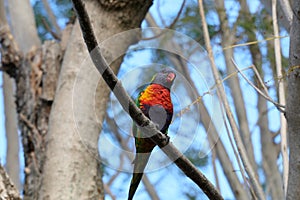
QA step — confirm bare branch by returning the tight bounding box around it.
[272,0,288,195]
[41,0,62,37]
[278,0,293,27]
[106,116,160,200]
[220,107,251,196]
[143,0,186,40]
[223,35,288,50]
[71,0,223,199]
[103,184,116,200]
[211,149,220,192]
[198,0,265,199]
[41,18,61,40]
[231,59,285,113]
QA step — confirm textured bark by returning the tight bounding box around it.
[0,25,21,78]
[5,1,55,199]
[0,164,21,200]
[287,0,300,198]
[39,0,153,199]
[0,0,20,191]
[1,24,63,199]
[17,41,62,200]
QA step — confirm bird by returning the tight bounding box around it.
[128,68,176,200]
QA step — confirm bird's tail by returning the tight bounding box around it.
[128,152,152,200]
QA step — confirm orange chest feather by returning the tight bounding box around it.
[138,84,173,112]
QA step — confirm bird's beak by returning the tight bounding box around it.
[167,73,176,82]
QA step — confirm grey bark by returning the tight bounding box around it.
[39,0,153,199]
[0,0,20,191]
[3,73,20,191]
[261,0,292,31]
[6,6,63,194]
[18,41,62,200]
[7,0,41,52]
[287,0,300,198]
[0,164,21,200]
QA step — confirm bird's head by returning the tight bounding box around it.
[151,68,176,89]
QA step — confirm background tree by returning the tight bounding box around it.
[287,0,300,198]
[0,0,297,199]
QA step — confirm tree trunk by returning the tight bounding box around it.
[3,73,20,191]
[287,0,300,198]
[0,0,20,191]
[39,0,152,199]
[0,164,21,200]
[7,0,41,52]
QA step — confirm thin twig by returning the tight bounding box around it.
[212,148,220,192]
[41,18,61,40]
[250,65,271,98]
[71,0,223,199]
[142,0,186,40]
[174,67,252,119]
[222,35,288,50]
[103,184,116,200]
[107,154,124,187]
[41,0,61,37]
[231,59,285,113]
[272,0,288,196]
[106,116,160,200]
[198,0,266,199]
[220,106,254,198]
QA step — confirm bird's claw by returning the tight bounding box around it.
[163,135,170,145]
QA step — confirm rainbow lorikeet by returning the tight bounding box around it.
[128,69,176,200]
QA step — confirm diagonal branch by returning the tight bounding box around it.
[41,0,62,37]
[231,60,285,113]
[71,0,223,199]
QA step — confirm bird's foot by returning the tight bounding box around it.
[163,135,170,144]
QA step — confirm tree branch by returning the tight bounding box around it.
[41,0,62,37]
[272,0,288,195]
[198,0,265,199]
[0,25,22,78]
[106,116,160,200]
[71,0,223,199]
[278,0,293,28]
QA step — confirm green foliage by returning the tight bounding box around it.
[174,1,218,45]
[52,0,75,22]
[32,0,74,41]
